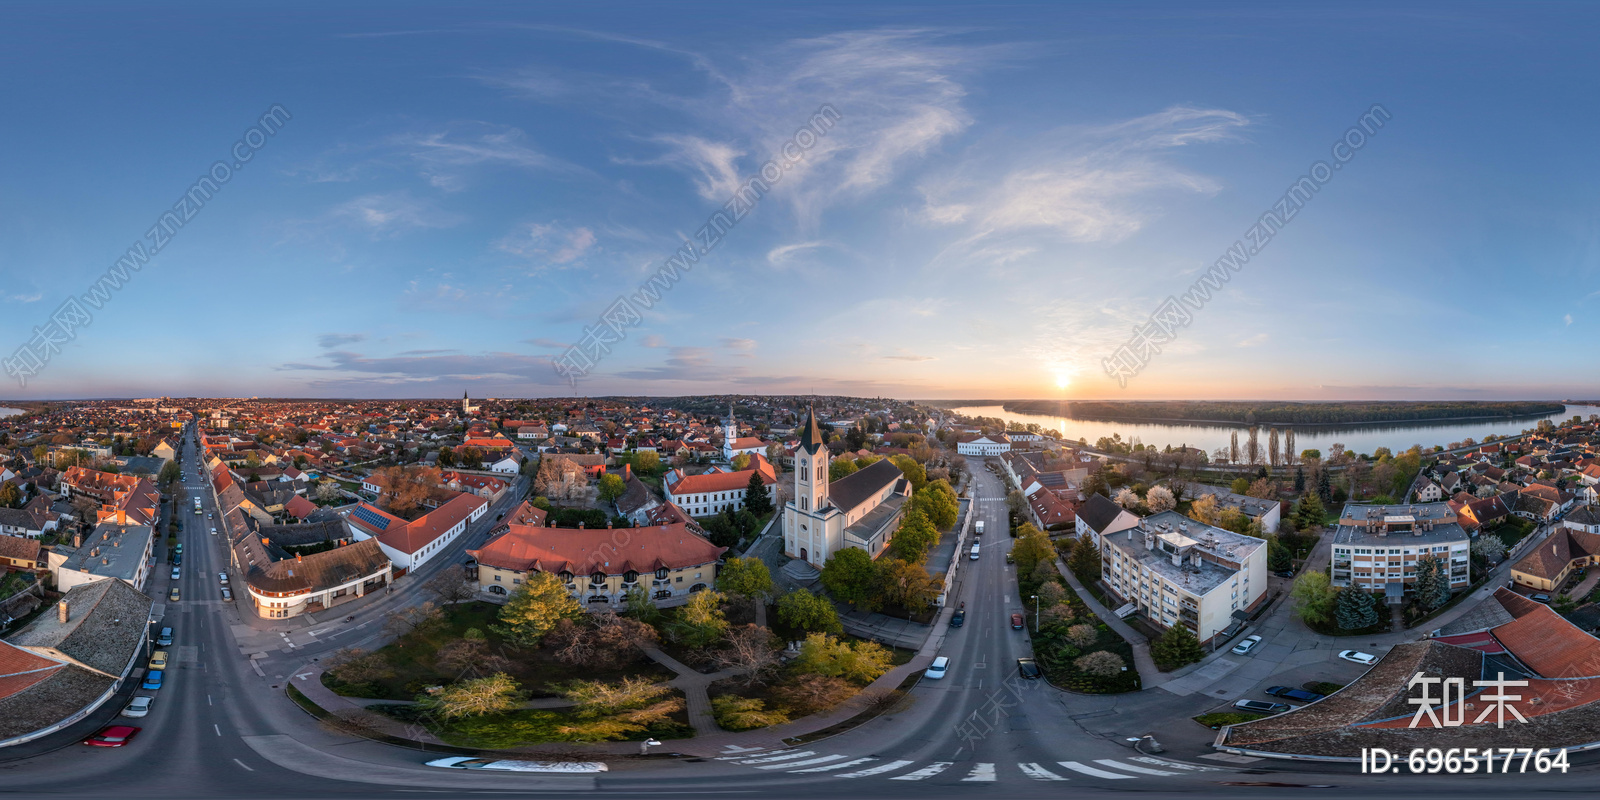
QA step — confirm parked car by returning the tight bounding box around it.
[1005,552,1014,564]
[949,609,965,627]
[170,568,180,580]
[175,543,182,553]
[1011,613,1024,630]
[425,757,607,773]
[969,543,981,560]
[1266,686,1326,703]
[156,627,173,647]
[1016,657,1041,679]
[218,572,229,585]
[1339,650,1378,665]
[1231,634,1263,655]
[141,670,164,690]
[1233,698,1291,714]
[925,656,950,679]
[1273,570,1296,578]
[83,725,141,747]
[148,650,169,671]
[169,587,180,602]
[1532,594,1552,604]
[220,587,232,601]
[171,554,182,567]
[121,696,153,718]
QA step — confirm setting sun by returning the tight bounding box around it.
[1054,372,1072,389]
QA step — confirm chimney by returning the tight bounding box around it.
[58,600,68,623]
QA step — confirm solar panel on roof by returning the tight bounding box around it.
[352,505,391,531]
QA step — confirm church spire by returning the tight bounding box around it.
[798,405,826,454]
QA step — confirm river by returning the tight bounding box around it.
[0,407,22,418]
[944,404,1600,457]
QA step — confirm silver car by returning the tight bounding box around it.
[1231,634,1263,655]
[120,696,153,718]
[425,757,607,773]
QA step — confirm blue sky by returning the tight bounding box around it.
[3,2,1598,401]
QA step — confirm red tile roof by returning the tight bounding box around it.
[665,455,776,496]
[469,521,725,576]
[375,492,486,556]
[284,494,318,520]
[1490,599,1600,678]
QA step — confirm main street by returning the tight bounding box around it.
[3,444,1598,800]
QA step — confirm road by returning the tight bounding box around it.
[3,444,1598,799]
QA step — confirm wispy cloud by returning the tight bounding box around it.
[496,222,597,267]
[6,292,43,303]
[328,191,463,234]
[640,334,666,348]
[884,354,935,362]
[1564,313,1574,326]
[721,337,757,351]
[282,348,563,385]
[318,333,367,348]
[1237,333,1270,347]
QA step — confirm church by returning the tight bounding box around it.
[785,408,911,568]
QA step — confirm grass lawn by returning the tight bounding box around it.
[1491,518,1536,549]
[322,601,673,700]
[1023,575,1140,693]
[1194,711,1264,728]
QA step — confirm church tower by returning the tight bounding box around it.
[794,406,830,513]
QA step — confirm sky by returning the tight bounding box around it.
[2,1,1599,402]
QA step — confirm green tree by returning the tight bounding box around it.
[158,460,182,487]
[1316,467,1333,504]
[743,471,773,517]
[702,513,739,548]
[916,480,959,530]
[889,506,940,563]
[712,695,790,731]
[1150,623,1204,669]
[492,572,584,648]
[1293,465,1306,493]
[1011,524,1056,580]
[633,450,660,473]
[1230,477,1251,494]
[530,495,553,511]
[820,547,879,610]
[731,453,751,470]
[1294,490,1326,530]
[792,632,892,684]
[622,584,659,623]
[715,557,774,604]
[598,473,626,505]
[775,588,842,634]
[1068,534,1101,582]
[0,483,21,509]
[889,454,926,492]
[667,589,728,648]
[417,673,521,720]
[1268,542,1292,572]
[1290,571,1337,627]
[1335,585,1378,630]
[830,458,859,481]
[1005,489,1028,519]
[1413,555,1451,610]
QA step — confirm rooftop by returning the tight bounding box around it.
[58,522,152,581]
[1104,510,1264,597]
[1332,501,1470,547]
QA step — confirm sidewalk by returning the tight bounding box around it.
[1057,556,1163,688]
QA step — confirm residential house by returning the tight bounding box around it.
[664,455,777,518]
[1097,510,1267,646]
[956,434,1012,456]
[469,520,726,608]
[344,492,487,571]
[1330,502,1471,601]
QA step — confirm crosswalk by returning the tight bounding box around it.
[714,746,1224,783]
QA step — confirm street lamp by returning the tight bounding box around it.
[1031,594,1040,630]
[640,737,662,756]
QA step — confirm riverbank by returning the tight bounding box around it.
[995,399,1566,428]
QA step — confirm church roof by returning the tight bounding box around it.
[828,458,903,513]
[798,407,827,454]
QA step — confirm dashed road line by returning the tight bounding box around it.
[1057,761,1136,780]
[890,762,952,781]
[834,760,914,778]
[1019,762,1069,781]
[1092,758,1177,776]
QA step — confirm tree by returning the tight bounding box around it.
[667,589,728,649]
[889,454,926,492]
[1316,466,1333,504]
[1065,623,1098,648]
[1187,494,1221,526]
[1145,484,1176,512]
[384,600,445,638]
[0,483,20,509]
[731,453,751,471]
[423,564,476,605]
[1293,490,1326,530]
[493,572,584,648]
[820,547,879,610]
[1290,571,1337,627]
[1075,650,1124,678]
[597,473,626,506]
[1335,586,1378,630]
[325,647,394,687]
[1471,535,1508,565]
[792,632,892,684]
[547,613,659,667]
[314,480,341,503]
[715,557,774,604]
[713,695,790,731]
[1230,477,1251,494]
[1069,534,1102,582]
[435,636,512,679]
[889,506,939,563]
[714,624,781,686]
[1268,541,1292,572]
[775,673,856,715]
[417,673,521,720]
[702,513,739,548]
[916,480,959,529]
[1413,555,1451,611]
[1150,623,1204,669]
[743,471,773,516]
[158,460,182,487]
[877,557,941,610]
[1113,487,1140,509]
[775,588,842,634]
[1293,465,1306,493]
[633,450,660,473]
[1246,478,1276,500]
[830,458,859,481]
[1005,489,1028,518]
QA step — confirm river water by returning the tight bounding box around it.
[0,407,22,418]
[945,404,1600,457]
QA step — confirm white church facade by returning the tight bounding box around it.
[784,409,911,568]
[722,406,771,461]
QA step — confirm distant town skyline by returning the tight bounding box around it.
[4,4,1599,401]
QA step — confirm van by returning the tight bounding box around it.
[969,543,980,560]
[975,520,985,536]
[925,656,949,680]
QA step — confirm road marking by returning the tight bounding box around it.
[960,763,996,782]
[834,759,913,778]
[736,750,815,764]
[1092,758,1177,776]
[757,754,846,769]
[214,724,222,736]
[207,695,213,706]
[1019,762,1069,781]
[1057,761,1136,779]
[890,762,951,780]
[1130,756,1221,772]
[719,745,767,754]
[789,757,873,773]
[233,758,254,771]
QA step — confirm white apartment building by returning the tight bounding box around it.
[956,434,1011,456]
[1330,502,1470,601]
[1097,510,1267,645]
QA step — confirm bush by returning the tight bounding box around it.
[1074,650,1125,678]
[712,696,789,731]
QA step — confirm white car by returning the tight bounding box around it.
[120,696,153,718]
[425,757,607,773]
[1231,634,1263,655]
[1339,650,1378,665]
[170,568,180,580]
[218,572,229,585]
[925,656,950,679]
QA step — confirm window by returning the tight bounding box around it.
[655,567,669,580]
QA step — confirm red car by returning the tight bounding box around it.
[83,725,141,747]
[1011,613,1024,630]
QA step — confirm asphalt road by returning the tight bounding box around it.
[3,443,1598,799]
